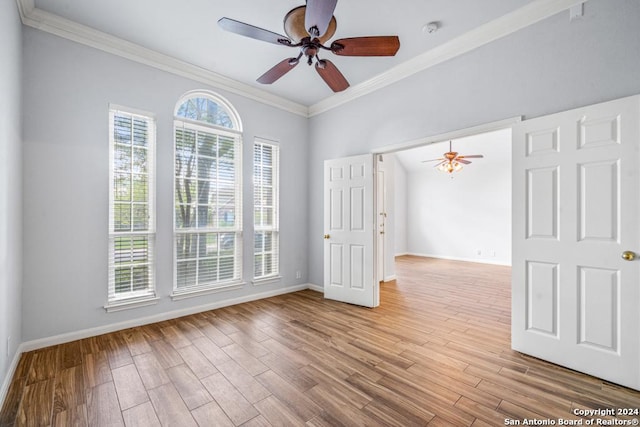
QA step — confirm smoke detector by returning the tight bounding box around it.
[422,22,439,34]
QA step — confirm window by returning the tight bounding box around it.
[173,92,243,297]
[108,107,156,309]
[253,140,279,280]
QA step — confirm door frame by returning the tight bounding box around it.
[370,116,522,283]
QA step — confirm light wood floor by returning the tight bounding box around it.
[1,256,639,426]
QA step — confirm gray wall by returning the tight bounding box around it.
[21,28,309,342]
[307,0,640,286]
[0,0,23,391]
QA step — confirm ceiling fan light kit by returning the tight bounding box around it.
[422,141,484,174]
[437,160,463,173]
[218,0,400,92]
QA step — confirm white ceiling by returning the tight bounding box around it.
[31,0,537,107]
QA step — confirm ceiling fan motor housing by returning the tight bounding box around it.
[284,6,337,43]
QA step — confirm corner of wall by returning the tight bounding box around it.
[0,0,24,412]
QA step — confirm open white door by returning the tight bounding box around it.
[512,95,640,390]
[324,154,378,307]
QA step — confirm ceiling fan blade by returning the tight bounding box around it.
[218,18,291,46]
[305,0,338,37]
[433,160,446,168]
[457,159,471,164]
[421,158,445,163]
[257,58,299,84]
[315,59,349,92]
[458,154,484,159]
[331,36,400,56]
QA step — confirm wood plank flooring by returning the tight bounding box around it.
[2,256,639,426]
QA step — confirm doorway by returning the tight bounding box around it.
[375,124,516,285]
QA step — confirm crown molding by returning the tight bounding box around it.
[16,1,309,117]
[308,0,589,117]
[16,0,587,118]
[14,0,33,22]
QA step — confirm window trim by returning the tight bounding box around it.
[106,105,157,311]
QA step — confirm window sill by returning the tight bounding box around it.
[170,282,246,301]
[251,275,282,286]
[104,296,160,313]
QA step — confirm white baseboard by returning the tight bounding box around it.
[395,253,409,257]
[383,275,397,282]
[307,283,324,293]
[407,253,512,267]
[20,283,314,353]
[0,342,26,410]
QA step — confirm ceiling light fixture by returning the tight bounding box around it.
[437,160,463,173]
[421,141,484,174]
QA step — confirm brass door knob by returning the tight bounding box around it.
[324,234,330,240]
[622,251,636,261]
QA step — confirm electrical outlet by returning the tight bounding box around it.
[476,249,482,256]
[296,271,302,279]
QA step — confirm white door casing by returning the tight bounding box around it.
[512,95,640,390]
[377,167,386,283]
[324,154,378,307]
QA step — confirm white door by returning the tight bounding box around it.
[512,95,640,390]
[324,154,378,307]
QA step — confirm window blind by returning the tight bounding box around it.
[253,140,279,279]
[174,120,242,292]
[108,108,156,303]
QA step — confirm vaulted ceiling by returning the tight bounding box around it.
[19,0,584,115]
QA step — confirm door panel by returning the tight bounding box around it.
[512,95,640,390]
[526,261,559,337]
[526,167,559,239]
[578,266,618,352]
[324,154,377,307]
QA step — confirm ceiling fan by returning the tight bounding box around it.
[421,141,484,174]
[217,0,400,92]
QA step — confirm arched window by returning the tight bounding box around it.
[174,91,241,130]
[172,91,243,296]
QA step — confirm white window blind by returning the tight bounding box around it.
[108,108,156,304]
[173,120,243,292]
[254,140,279,279]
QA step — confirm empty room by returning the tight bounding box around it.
[2,0,640,425]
